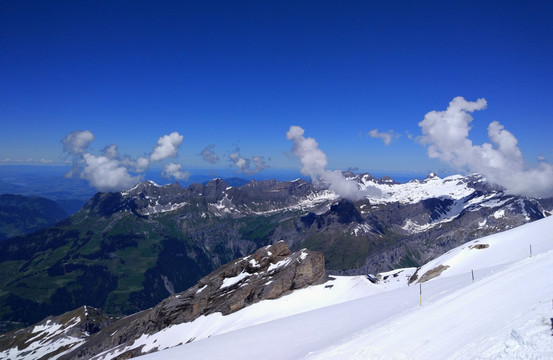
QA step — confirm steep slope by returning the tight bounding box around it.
[0,194,68,241]
[5,214,553,360]
[135,214,553,360]
[0,242,325,360]
[0,306,114,360]
[0,174,549,330]
[290,173,547,272]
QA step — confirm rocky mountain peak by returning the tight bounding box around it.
[328,199,365,224]
[62,242,327,359]
[202,178,229,200]
[123,180,183,198]
[150,241,326,326]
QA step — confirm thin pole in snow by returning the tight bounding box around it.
[419,283,422,306]
[471,269,474,282]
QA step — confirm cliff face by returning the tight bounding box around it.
[63,242,326,359]
[148,241,326,327]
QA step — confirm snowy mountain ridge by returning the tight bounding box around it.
[359,173,479,205]
[1,171,550,334]
[119,173,488,217]
[92,172,552,292]
[134,214,553,360]
[117,173,546,239]
[6,215,551,360]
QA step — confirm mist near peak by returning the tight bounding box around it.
[286,125,379,201]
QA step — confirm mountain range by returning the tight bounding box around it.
[2,204,552,360]
[0,172,551,331]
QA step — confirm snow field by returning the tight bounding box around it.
[94,276,383,359]
[306,250,553,360]
[135,216,553,360]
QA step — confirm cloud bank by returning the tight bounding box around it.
[228,148,268,174]
[81,152,141,192]
[286,126,376,201]
[419,96,553,197]
[63,130,186,192]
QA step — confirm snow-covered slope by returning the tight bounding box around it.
[92,276,389,360]
[413,212,553,282]
[0,306,114,360]
[361,173,478,204]
[136,215,553,360]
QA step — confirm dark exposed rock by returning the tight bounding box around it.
[63,242,326,359]
[329,199,365,224]
[0,306,115,359]
[416,264,450,283]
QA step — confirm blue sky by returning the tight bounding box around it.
[1,1,553,186]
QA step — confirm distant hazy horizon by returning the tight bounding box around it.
[0,164,434,202]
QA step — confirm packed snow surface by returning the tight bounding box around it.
[134,215,553,360]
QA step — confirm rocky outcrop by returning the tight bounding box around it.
[63,242,327,359]
[146,241,326,328]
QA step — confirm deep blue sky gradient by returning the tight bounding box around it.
[1,1,552,177]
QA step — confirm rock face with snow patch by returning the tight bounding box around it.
[62,242,326,359]
[146,241,326,328]
[0,306,114,360]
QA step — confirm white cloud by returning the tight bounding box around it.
[134,157,150,172]
[61,130,95,155]
[228,148,268,174]
[286,125,378,201]
[369,129,399,145]
[200,144,219,164]
[80,153,142,192]
[320,170,369,201]
[419,96,553,197]
[162,163,190,181]
[62,130,190,192]
[150,132,184,162]
[286,126,328,177]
